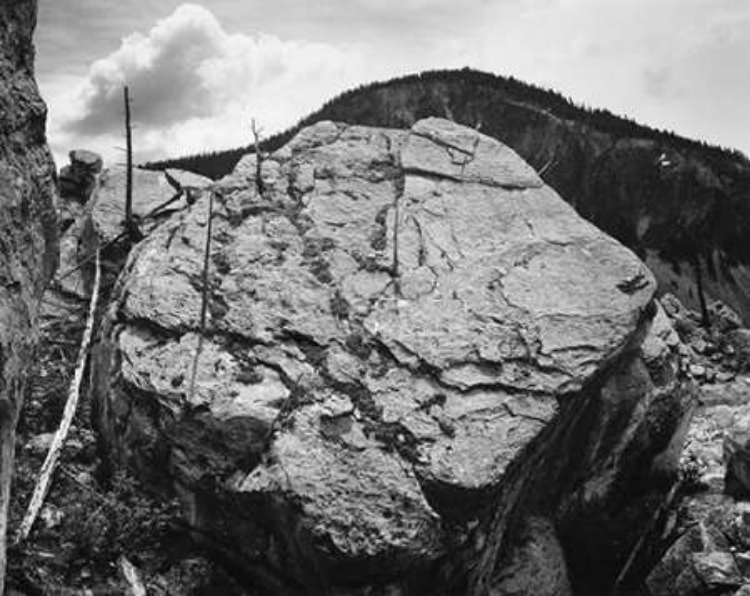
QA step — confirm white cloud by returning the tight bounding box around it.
[41,0,750,167]
[47,3,365,164]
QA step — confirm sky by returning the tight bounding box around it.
[36,0,750,168]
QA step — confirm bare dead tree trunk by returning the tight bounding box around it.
[251,119,264,195]
[124,86,133,227]
[692,254,711,328]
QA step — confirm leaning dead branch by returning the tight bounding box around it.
[15,248,102,544]
[187,190,216,404]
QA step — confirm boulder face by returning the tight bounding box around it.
[147,69,750,324]
[0,0,58,585]
[0,0,57,292]
[93,118,688,594]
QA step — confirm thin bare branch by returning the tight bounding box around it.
[187,190,216,404]
[251,118,265,195]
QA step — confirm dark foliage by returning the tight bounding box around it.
[142,67,748,180]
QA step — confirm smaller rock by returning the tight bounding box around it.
[689,364,706,379]
[693,551,742,589]
[711,405,735,429]
[692,339,708,354]
[709,300,744,333]
[674,317,700,343]
[76,470,95,486]
[27,432,55,454]
[724,429,750,496]
[701,379,749,406]
[59,149,103,203]
[735,585,750,596]
[40,504,63,530]
[717,371,737,383]
[661,293,686,318]
[647,521,742,596]
[491,517,572,596]
[70,149,103,174]
[641,303,679,366]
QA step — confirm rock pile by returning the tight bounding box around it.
[662,294,748,385]
[90,118,692,594]
[647,294,750,596]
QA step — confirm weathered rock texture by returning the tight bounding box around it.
[93,119,690,594]
[0,0,58,586]
[147,69,750,324]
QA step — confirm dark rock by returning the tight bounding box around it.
[725,422,750,497]
[647,520,742,596]
[728,329,750,372]
[0,0,59,587]
[491,517,572,596]
[709,300,744,333]
[70,149,103,174]
[58,149,103,203]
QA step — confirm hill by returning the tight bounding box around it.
[143,68,750,321]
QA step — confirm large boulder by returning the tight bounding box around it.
[0,0,58,587]
[93,118,689,594]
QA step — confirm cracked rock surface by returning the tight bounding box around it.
[0,0,58,589]
[93,118,681,594]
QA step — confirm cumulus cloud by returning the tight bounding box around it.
[54,3,365,161]
[39,0,750,165]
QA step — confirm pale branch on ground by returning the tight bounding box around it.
[119,555,147,596]
[15,248,102,544]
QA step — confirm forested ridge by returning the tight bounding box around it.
[143,68,748,179]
